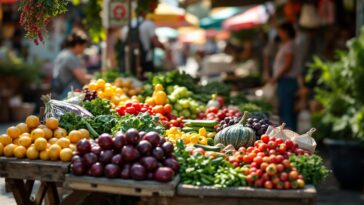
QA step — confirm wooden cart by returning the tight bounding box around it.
[143,184,317,205]
[0,157,69,205]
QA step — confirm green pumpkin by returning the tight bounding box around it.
[214,112,256,149]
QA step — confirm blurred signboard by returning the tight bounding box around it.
[103,0,129,28]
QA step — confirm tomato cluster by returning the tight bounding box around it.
[198,107,241,122]
[115,102,155,116]
[229,135,307,189]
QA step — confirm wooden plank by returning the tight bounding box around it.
[65,174,179,197]
[143,196,315,205]
[0,157,70,182]
[45,182,60,205]
[177,184,316,199]
[34,182,48,205]
[25,180,35,200]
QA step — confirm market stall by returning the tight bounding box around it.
[0,71,328,205]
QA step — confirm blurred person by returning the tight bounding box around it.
[121,2,164,77]
[204,37,219,55]
[270,22,298,131]
[263,35,280,82]
[52,30,91,99]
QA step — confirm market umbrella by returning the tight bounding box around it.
[178,27,205,44]
[147,3,199,28]
[200,7,242,30]
[222,3,274,31]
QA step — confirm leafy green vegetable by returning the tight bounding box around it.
[289,154,329,186]
[87,114,120,136]
[59,112,84,133]
[82,98,113,116]
[93,69,126,83]
[112,113,165,134]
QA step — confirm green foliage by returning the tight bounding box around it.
[0,62,41,85]
[112,113,165,134]
[82,98,113,116]
[289,154,329,186]
[83,0,105,43]
[308,28,364,141]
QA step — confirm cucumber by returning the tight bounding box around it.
[193,144,222,152]
[182,126,215,133]
[183,120,218,127]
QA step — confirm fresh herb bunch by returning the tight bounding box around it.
[82,98,113,116]
[19,0,68,44]
[175,139,246,187]
[289,154,329,186]
[112,112,165,134]
[83,0,105,42]
[87,114,120,136]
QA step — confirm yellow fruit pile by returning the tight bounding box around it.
[145,84,168,106]
[0,116,90,162]
[88,79,139,107]
[114,77,141,97]
[165,127,216,145]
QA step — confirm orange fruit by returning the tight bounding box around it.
[79,129,90,139]
[60,148,73,162]
[0,134,12,146]
[42,127,53,139]
[48,138,58,145]
[68,130,82,143]
[96,79,106,90]
[31,128,45,141]
[26,115,40,129]
[34,138,47,151]
[69,144,76,151]
[54,128,67,139]
[88,83,97,91]
[0,143,4,156]
[45,117,59,130]
[145,97,155,106]
[154,91,167,105]
[56,138,70,149]
[12,138,20,145]
[26,147,39,160]
[16,123,29,134]
[18,136,32,148]
[39,149,50,161]
[37,125,47,129]
[7,126,21,139]
[14,146,27,159]
[4,144,17,157]
[49,144,61,161]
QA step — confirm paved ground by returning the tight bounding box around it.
[0,122,364,204]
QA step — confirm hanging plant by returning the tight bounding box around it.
[83,0,105,43]
[18,0,68,44]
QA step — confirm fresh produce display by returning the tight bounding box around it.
[115,102,155,116]
[82,98,113,116]
[228,135,308,189]
[198,107,241,122]
[182,119,218,134]
[0,116,87,161]
[82,88,98,101]
[214,112,256,149]
[245,117,270,140]
[112,113,165,135]
[165,127,215,145]
[71,129,178,182]
[114,77,142,97]
[216,116,241,132]
[145,84,168,106]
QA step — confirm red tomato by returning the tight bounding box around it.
[238,147,246,153]
[260,162,269,170]
[254,179,263,187]
[298,175,305,180]
[269,155,277,164]
[261,135,269,143]
[276,164,284,172]
[247,147,254,153]
[268,149,276,155]
[207,107,219,114]
[262,173,270,181]
[250,162,258,169]
[241,166,250,175]
[276,138,284,145]
[256,169,263,177]
[297,179,305,188]
[289,170,299,181]
[126,107,136,114]
[280,172,288,181]
[277,144,287,154]
[262,156,270,163]
[253,156,263,165]
[295,148,305,155]
[266,164,277,176]
[140,107,148,112]
[284,181,291,189]
[276,182,284,190]
[282,159,291,168]
[255,140,263,146]
[246,174,254,184]
[243,155,253,164]
[291,180,298,189]
[275,155,284,164]
[125,102,133,107]
[192,148,205,156]
[268,141,277,149]
[264,181,273,189]
[258,143,268,152]
[272,175,280,184]
[164,104,172,113]
[269,137,276,142]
